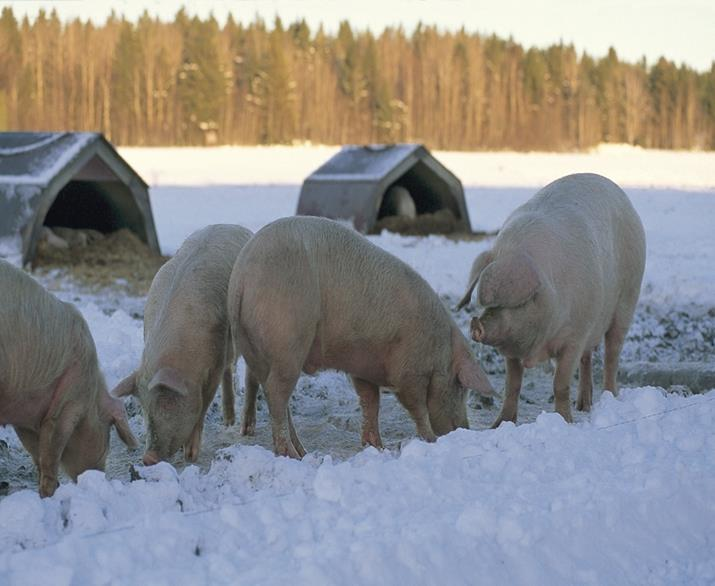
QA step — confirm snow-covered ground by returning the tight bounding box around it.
[1,146,715,584]
[120,143,715,191]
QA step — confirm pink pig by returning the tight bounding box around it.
[457,173,646,426]
[0,260,137,497]
[228,216,496,458]
[112,224,255,465]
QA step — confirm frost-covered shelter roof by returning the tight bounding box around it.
[296,144,471,234]
[0,132,160,265]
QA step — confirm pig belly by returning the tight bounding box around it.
[521,346,552,368]
[303,338,390,387]
[0,386,50,429]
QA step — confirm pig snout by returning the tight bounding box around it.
[470,317,485,341]
[142,450,161,466]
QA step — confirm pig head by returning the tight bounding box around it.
[457,251,552,361]
[427,326,497,435]
[59,379,138,482]
[112,365,202,465]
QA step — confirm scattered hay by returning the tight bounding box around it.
[33,228,168,295]
[373,208,495,241]
[373,208,459,236]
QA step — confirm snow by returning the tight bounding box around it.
[2,145,715,584]
[0,236,22,267]
[0,133,65,157]
[1,391,714,583]
[119,143,715,189]
[0,183,40,266]
[0,133,95,185]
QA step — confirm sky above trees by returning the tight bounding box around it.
[1,0,713,72]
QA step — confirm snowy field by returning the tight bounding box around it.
[1,145,715,584]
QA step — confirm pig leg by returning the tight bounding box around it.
[287,409,306,458]
[184,416,206,463]
[240,368,260,436]
[491,357,524,428]
[351,376,383,449]
[395,381,436,442]
[264,371,303,459]
[221,366,236,427]
[553,350,578,423]
[185,371,225,461]
[604,322,626,395]
[37,409,78,497]
[185,389,214,462]
[576,351,593,412]
[14,427,40,469]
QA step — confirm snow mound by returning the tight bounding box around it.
[1,388,714,584]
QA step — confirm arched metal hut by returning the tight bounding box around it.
[296,144,471,234]
[0,132,160,266]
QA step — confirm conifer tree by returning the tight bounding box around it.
[0,7,712,149]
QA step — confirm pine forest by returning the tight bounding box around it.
[0,7,713,150]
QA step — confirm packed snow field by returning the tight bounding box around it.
[1,146,715,584]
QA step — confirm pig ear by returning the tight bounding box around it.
[452,329,500,398]
[457,357,499,398]
[102,394,139,449]
[149,368,188,397]
[111,372,138,397]
[477,252,540,308]
[456,251,493,310]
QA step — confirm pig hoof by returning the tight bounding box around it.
[490,413,517,429]
[39,476,59,498]
[361,431,384,449]
[576,399,592,412]
[240,421,256,436]
[143,451,160,466]
[295,442,307,458]
[555,408,573,423]
[184,444,200,462]
[274,440,303,460]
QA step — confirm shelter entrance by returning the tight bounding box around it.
[376,160,461,221]
[43,179,150,244]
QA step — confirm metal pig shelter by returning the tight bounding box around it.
[296,144,471,234]
[0,132,160,265]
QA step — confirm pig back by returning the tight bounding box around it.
[501,174,642,269]
[236,217,452,354]
[145,224,253,334]
[0,261,92,412]
[142,225,253,372]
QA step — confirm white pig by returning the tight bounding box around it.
[457,173,646,425]
[0,260,137,497]
[228,216,496,458]
[382,185,417,219]
[112,224,256,465]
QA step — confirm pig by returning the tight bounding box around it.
[111,224,256,465]
[0,260,137,497]
[228,216,496,458]
[40,226,70,249]
[52,227,105,248]
[456,173,646,426]
[381,185,417,219]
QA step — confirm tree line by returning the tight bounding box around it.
[1,7,713,150]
